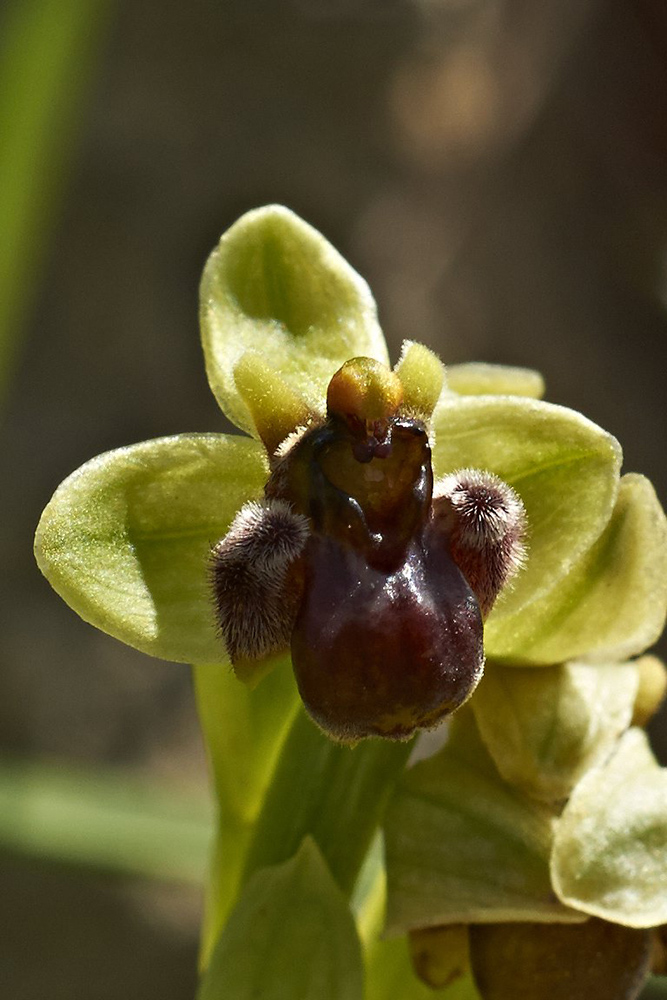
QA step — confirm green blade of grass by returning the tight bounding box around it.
[0,0,113,395]
[0,757,214,883]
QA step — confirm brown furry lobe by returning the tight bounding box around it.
[433,469,526,617]
[210,499,310,662]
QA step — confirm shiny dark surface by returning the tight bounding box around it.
[273,413,484,741]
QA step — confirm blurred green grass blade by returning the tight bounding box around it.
[0,757,214,883]
[0,0,113,394]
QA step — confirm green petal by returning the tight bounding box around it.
[487,474,667,664]
[551,727,667,928]
[200,205,389,437]
[471,661,639,802]
[384,710,582,934]
[34,433,267,664]
[394,340,446,419]
[445,363,545,399]
[431,396,622,633]
[197,838,364,1000]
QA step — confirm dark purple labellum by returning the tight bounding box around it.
[292,533,484,741]
[271,414,485,741]
[213,356,526,742]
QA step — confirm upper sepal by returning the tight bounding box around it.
[200,205,389,441]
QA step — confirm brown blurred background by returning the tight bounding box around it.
[2,0,667,996]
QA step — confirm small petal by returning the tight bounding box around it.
[200,205,389,438]
[394,340,446,419]
[551,728,667,927]
[431,396,622,634]
[632,655,667,727]
[486,474,667,665]
[34,433,267,664]
[408,924,470,990]
[384,710,582,934]
[198,838,364,1000]
[233,352,314,454]
[365,928,482,1000]
[471,661,639,802]
[445,362,545,399]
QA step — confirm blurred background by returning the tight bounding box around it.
[2,0,667,995]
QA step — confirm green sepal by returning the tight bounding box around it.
[471,660,639,802]
[34,433,267,664]
[551,727,667,928]
[384,710,582,935]
[197,838,364,1000]
[431,396,622,641]
[486,473,667,664]
[444,363,545,398]
[200,205,389,438]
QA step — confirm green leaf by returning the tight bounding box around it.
[34,432,267,664]
[551,727,667,928]
[198,838,364,1000]
[431,396,622,642]
[487,474,667,664]
[242,708,412,897]
[384,710,582,934]
[200,205,389,438]
[193,660,300,968]
[471,660,639,801]
[444,363,545,399]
